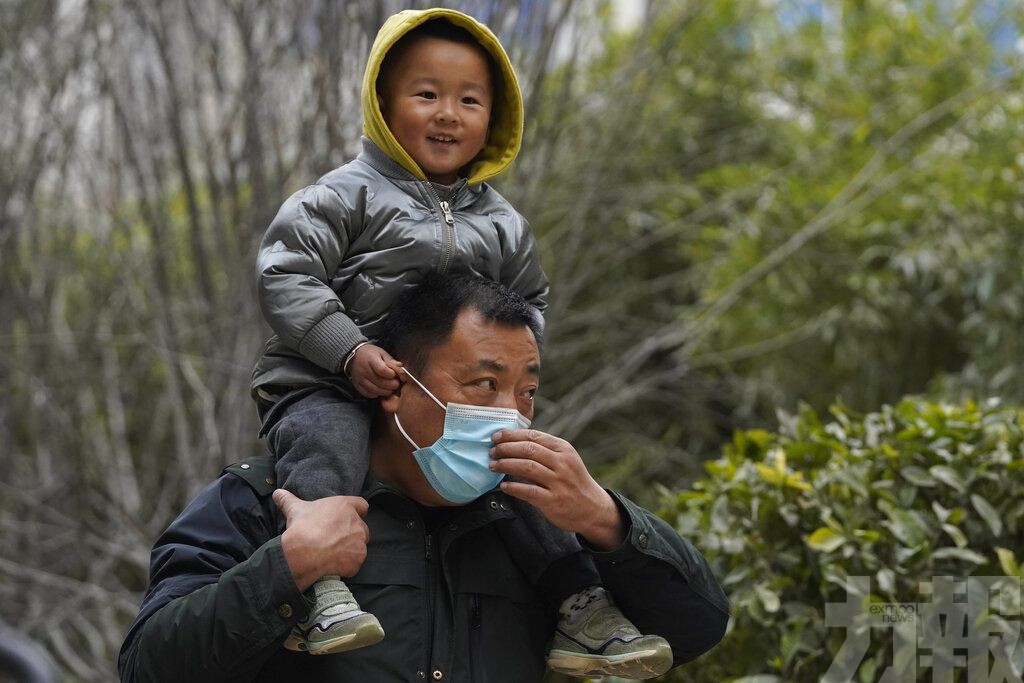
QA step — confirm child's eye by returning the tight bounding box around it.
[417,91,437,100]
[461,96,478,105]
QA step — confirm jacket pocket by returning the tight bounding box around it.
[346,553,422,588]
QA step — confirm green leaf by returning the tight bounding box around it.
[929,465,966,493]
[807,527,846,552]
[900,466,935,487]
[876,568,896,595]
[970,494,1003,536]
[883,508,928,547]
[940,523,967,548]
[995,547,1020,577]
[754,584,781,613]
[853,529,882,542]
[932,547,988,564]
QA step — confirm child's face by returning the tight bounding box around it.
[381,36,493,185]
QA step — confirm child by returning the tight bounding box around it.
[252,8,671,678]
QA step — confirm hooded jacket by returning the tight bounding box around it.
[252,8,547,397]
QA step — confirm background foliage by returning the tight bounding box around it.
[2,0,1023,680]
[664,397,1024,681]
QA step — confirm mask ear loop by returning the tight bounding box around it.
[392,367,447,451]
[393,413,421,450]
[400,367,446,410]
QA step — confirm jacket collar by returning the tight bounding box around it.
[359,136,418,181]
[361,467,516,527]
[359,137,483,208]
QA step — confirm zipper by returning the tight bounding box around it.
[469,594,481,680]
[424,533,436,678]
[471,594,481,629]
[424,182,455,274]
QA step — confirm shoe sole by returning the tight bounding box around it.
[307,617,385,656]
[547,641,673,680]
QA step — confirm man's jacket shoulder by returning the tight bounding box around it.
[223,455,278,497]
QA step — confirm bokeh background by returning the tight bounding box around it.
[3,0,1024,680]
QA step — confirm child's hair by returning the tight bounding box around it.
[377,18,502,109]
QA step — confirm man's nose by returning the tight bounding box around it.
[494,391,518,410]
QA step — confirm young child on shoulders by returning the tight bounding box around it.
[252,8,671,679]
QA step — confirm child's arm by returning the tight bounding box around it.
[257,184,367,375]
[499,212,549,314]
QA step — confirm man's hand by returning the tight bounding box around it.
[488,429,625,551]
[348,343,404,398]
[273,489,370,591]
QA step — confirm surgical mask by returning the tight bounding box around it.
[394,368,531,504]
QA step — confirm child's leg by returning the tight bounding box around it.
[262,388,384,655]
[500,496,673,680]
[267,388,371,500]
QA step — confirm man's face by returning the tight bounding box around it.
[399,307,539,444]
[380,308,540,506]
[380,36,493,185]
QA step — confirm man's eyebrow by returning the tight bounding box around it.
[473,359,540,375]
[475,359,506,372]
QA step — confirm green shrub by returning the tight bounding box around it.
[662,397,1024,682]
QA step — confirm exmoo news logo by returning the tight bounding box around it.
[823,576,1022,682]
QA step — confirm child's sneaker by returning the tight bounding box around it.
[284,576,385,655]
[546,586,672,679]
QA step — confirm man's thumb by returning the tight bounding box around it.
[272,488,296,517]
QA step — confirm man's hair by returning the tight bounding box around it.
[377,273,542,374]
[377,18,501,104]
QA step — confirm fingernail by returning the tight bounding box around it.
[492,431,502,441]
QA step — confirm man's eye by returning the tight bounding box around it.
[522,388,537,401]
[476,379,497,391]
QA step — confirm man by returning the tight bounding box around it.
[118,275,729,682]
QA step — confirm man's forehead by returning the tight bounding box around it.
[429,310,540,373]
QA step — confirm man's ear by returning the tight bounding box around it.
[380,383,402,414]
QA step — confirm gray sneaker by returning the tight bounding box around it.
[284,576,385,655]
[546,586,672,679]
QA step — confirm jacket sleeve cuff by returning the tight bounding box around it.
[590,490,729,614]
[297,312,367,373]
[248,536,316,631]
[585,490,682,569]
[578,491,638,563]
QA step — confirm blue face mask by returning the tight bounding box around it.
[394,368,531,504]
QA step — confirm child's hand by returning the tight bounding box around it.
[348,343,404,398]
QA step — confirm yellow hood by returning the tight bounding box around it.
[361,8,524,186]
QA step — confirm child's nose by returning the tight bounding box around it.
[435,100,458,123]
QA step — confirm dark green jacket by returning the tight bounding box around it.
[118,457,728,682]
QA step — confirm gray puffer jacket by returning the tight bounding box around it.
[252,138,548,396]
